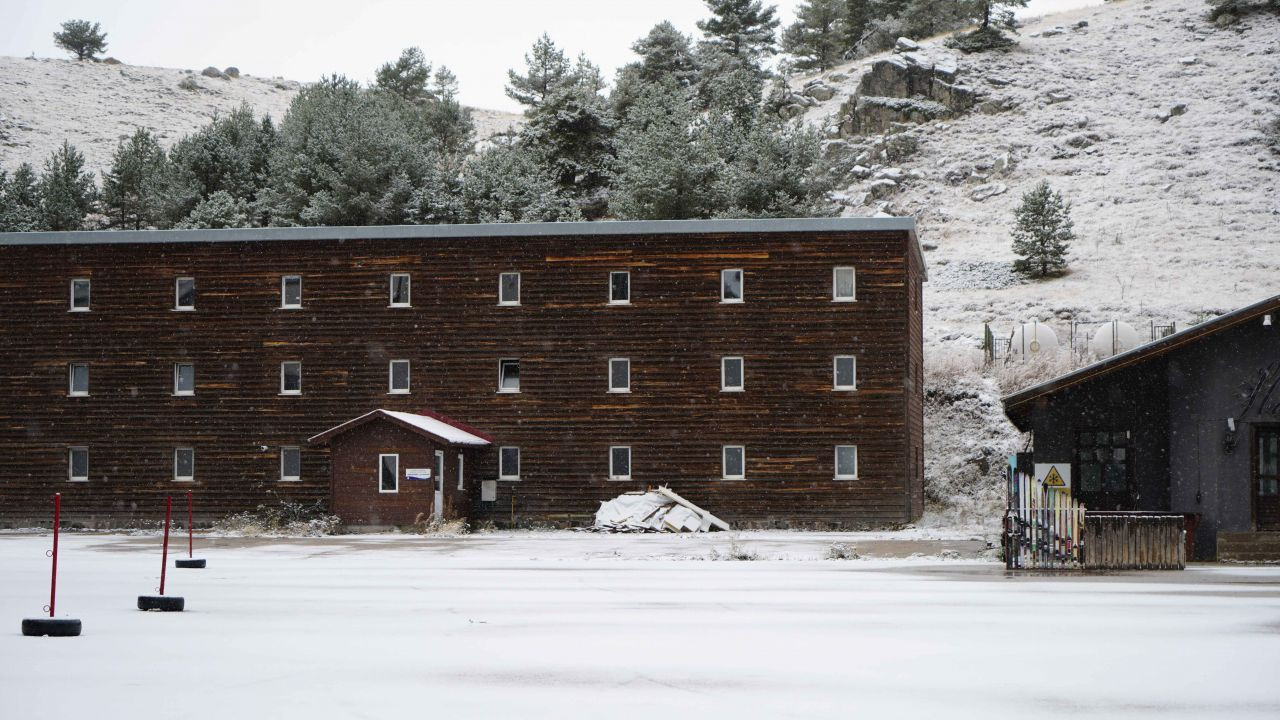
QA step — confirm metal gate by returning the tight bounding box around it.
[1004,455,1085,570]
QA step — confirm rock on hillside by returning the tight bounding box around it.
[0,56,522,176]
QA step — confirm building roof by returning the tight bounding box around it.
[308,409,494,447]
[1002,292,1280,414]
[0,217,925,280]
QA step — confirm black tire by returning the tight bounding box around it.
[22,618,82,637]
[137,595,185,612]
[175,558,206,569]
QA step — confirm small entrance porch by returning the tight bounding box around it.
[309,409,493,528]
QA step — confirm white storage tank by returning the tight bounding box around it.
[1009,320,1061,360]
[1089,320,1141,359]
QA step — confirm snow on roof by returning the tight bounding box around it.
[309,409,492,446]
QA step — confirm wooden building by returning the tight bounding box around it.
[1003,293,1280,560]
[0,218,925,529]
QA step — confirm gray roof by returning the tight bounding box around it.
[0,217,924,278]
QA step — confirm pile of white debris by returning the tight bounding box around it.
[590,486,731,533]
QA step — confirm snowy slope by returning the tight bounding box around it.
[0,56,522,176]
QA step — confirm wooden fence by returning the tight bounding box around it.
[1083,513,1186,570]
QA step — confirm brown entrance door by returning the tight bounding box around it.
[1256,427,1280,530]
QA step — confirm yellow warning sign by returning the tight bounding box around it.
[1035,463,1071,491]
[1043,466,1066,488]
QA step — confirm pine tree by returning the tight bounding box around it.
[0,164,46,231]
[415,67,475,160]
[782,0,847,71]
[53,19,108,61]
[102,127,170,229]
[505,34,572,108]
[712,118,834,218]
[374,47,434,103]
[175,191,249,229]
[167,105,277,227]
[38,141,97,231]
[1011,181,1074,278]
[610,80,722,220]
[457,140,580,223]
[967,0,1028,30]
[843,0,873,51]
[697,0,781,70]
[631,22,700,87]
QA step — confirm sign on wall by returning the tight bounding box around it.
[405,468,432,481]
[1035,463,1071,490]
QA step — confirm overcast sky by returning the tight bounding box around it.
[2,1,1101,112]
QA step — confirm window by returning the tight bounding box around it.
[609,271,630,304]
[174,362,195,396]
[609,446,631,480]
[608,358,630,393]
[379,453,399,493]
[389,360,410,394]
[280,361,302,395]
[70,279,90,311]
[834,356,857,391]
[175,277,195,310]
[498,359,520,393]
[833,266,856,302]
[68,447,88,482]
[174,448,195,482]
[499,272,520,305]
[721,269,743,303]
[721,356,744,392]
[499,446,520,480]
[457,452,465,491]
[390,273,411,307]
[434,451,445,493]
[835,445,858,480]
[68,363,89,396]
[1260,428,1279,497]
[722,446,745,480]
[280,447,301,482]
[281,275,302,309]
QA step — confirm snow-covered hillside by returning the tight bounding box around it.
[0,56,522,175]
[795,0,1278,349]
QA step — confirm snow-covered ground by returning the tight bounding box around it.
[4,532,1279,718]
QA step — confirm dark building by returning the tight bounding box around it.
[1003,293,1280,559]
[0,218,924,529]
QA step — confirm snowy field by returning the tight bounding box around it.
[3,531,1280,719]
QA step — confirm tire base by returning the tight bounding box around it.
[137,595,185,612]
[175,558,206,569]
[21,618,82,637]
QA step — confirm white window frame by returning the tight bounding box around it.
[68,447,89,482]
[69,278,91,312]
[608,357,631,393]
[457,452,465,491]
[609,446,632,481]
[722,445,745,480]
[720,269,744,303]
[833,355,857,391]
[609,271,630,305]
[280,361,302,395]
[498,272,521,306]
[835,445,859,480]
[379,453,399,493]
[174,447,195,482]
[499,446,520,480]
[388,359,411,394]
[173,362,195,396]
[281,275,302,309]
[174,277,196,311]
[389,273,411,308]
[721,356,744,392]
[435,450,445,491]
[68,362,89,397]
[280,446,301,482]
[498,358,520,393]
[833,266,856,302]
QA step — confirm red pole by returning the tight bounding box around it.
[187,490,194,559]
[49,493,61,618]
[160,496,172,596]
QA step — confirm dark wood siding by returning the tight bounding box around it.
[0,229,922,528]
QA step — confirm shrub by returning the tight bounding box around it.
[709,540,760,561]
[945,26,1018,54]
[826,542,860,559]
[884,132,920,163]
[212,500,341,536]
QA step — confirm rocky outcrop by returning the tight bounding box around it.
[839,51,978,136]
